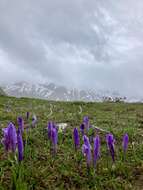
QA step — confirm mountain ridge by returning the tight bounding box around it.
[2,81,127,102]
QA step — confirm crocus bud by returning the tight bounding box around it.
[51,127,58,154]
[73,128,80,150]
[47,121,53,139]
[80,124,85,136]
[17,116,24,133]
[122,133,129,154]
[17,129,24,162]
[106,133,115,162]
[82,135,92,167]
[93,135,100,167]
[83,116,90,131]
[1,122,17,153]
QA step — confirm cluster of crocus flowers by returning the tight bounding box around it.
[106,133,129,162]
[82,135,101,169]
[1,115,129,168]
[81,131,129,169]
[47,121,58,155]
[1,122,24,162]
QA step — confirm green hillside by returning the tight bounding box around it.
[0,96,143,190]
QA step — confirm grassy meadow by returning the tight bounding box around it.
[0,95,143,190]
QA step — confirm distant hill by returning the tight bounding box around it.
[0,87,6,96]
[3,81,125,102]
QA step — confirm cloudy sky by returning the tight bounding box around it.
[0,0,143,97]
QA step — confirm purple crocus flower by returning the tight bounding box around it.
[1,127,9,151]
[1,122,17,153]
[93,135,100,167]
[47,121,53,139]
[17,116,24,133]
[83,135,91,148]
[122,133,129,154]
[106,133,115,162]
[82,144,92,167]
[80,124,85,136]
[51,127,58,154]
[83,116,90,131]
[82,135,92,167]
[17,129,24,162]
[73,128,80,150]
[83,116,89,124]
[8,123,17,152]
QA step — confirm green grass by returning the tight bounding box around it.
[0,96,143,190]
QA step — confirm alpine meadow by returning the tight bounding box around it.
[0,95,143,189]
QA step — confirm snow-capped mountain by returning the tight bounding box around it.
[3,81,125,102]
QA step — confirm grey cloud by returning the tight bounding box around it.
[0,0,143,98]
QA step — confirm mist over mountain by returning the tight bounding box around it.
[2,81,130,102]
